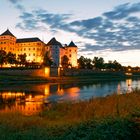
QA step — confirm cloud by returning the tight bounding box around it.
[103,3,140,20]
[15,2,140,52]
[8,0,25,11]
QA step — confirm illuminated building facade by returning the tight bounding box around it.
[0,29,78,67]
[46,38,78,67]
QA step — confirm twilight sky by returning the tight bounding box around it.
[0,0,140,66]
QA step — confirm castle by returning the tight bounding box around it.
[0,29,78,67]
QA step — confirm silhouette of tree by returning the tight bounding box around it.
[61,55,69,68]
[6,52,17,65]
[43,51,53,66]
[93,57,104,69]
[0,50,7,67]
[78,56,86,69]
[17,53,27,66]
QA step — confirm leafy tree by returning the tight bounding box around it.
[43,51,53,66]
[78,56,86,69]
[105,60,122,71]
[93,57,104,69]
[6,52,17,65]
[17,53,27,65]
[0,50,7,67]
[85,58,93,69]
[61,55,69,68]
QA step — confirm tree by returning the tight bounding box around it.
[93,57,104,69]
[43,51,53,66]
[0,50,7,67]
[17,53,27,66]
[78,56,86,69]
[6,52,17,65]
[61,55,69,68]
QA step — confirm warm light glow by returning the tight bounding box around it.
[44,67,50,77]
[44,84,50,96]
[67,87,80,98]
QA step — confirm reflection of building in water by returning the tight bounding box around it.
[126,79,132,86]
[117,83,122,95]
[126,79,132,93]
[0,92,43,116]
[66,87,80,98]
[0,84,81,115]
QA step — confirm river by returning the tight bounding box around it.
[0,78,140,115]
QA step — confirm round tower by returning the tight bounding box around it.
[66,41,78,67]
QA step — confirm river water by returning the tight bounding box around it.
[0,78,140,115]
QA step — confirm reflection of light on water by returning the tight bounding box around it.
[1,92,25,99]
[126,79,132,86]
[117,84,122,95]
[57,85,64,95]
[44,84,50,96]
[67,87,80,98]
[0,92,43,116]
[126,79,132,93]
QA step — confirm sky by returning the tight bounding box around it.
[0,0,140,66]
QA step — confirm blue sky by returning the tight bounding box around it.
[0,0,140,66]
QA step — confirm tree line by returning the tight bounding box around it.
[0,50,26,67]
[78,56,123,71]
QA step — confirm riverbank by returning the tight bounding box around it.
[0,90,140,139]
[0,72,139,85]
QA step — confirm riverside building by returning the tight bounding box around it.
[0,29,78,67]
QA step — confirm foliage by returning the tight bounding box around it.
[61,55,70,68]
[78,56,93,69]
[0,50,7,67]
[17,53,27,65]
[93,57,104,69]
[78,56,123,71]
[1,91,140,139]
[43,51,53,66]
[6,52,17,65]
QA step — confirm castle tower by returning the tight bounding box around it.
[66,41,78,67]
[46,37,63,67]
[0,29,17,54]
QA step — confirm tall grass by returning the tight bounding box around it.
[0,91,140,139]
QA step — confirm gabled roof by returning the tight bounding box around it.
[0,29,15,37]
[68,41,77,47]
[16,37,42,43]
[46,37,63,47]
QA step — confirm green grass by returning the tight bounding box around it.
[1,91,140,139]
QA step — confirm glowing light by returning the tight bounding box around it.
[44,67,50,77]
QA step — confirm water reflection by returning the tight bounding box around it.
[0,78,140,115]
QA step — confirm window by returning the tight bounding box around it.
[69,49,71,52]
[29,54,30,56]
[33,48,35,50]
[29,48,30,50]
[24,48,26,51]
[69,54,71,57]
[33,53,35,56]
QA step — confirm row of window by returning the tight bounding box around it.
[18,47,42,51]
[0,36,15,40]
[0,42,15,45]
[0,47,15,51]
[18,43,41,46]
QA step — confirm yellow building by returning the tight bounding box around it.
[0,29,78,67]
[0,29,45,64]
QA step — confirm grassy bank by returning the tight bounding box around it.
[1,91,140,139]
